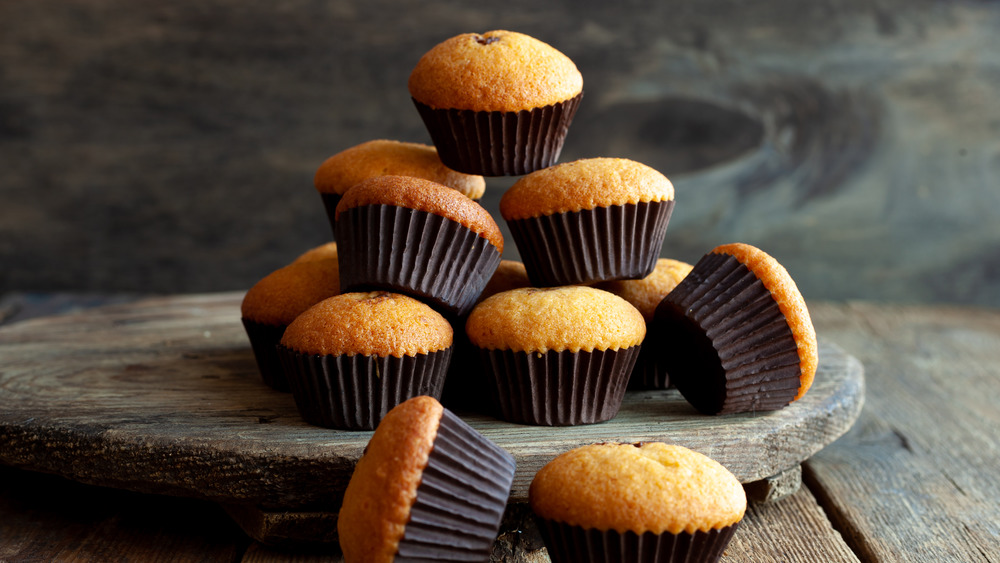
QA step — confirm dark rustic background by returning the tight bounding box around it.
[2,0,998,307]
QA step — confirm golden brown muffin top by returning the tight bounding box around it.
[338,396,444,563]
[529,442,747,535]
[336,175,504,252]
[313,139,486,199]
[465,286,645,353]
[597,258,693,322]
[712,243,817,401]
[477,260,532,303]
[408,30,583,112]
[239,259,340,327]
[290,241,338,264]
[499,158,674,220]
[279,292,453,357]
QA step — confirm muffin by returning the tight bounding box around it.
[529,442,746,563]
[276,292,453,430]
[338,396,516,563]
[239,258,340,391]
[500,158,675,286]
[313,139,486,236]
[409,30,583,176]
[290,241,338,264]
[465,286,645,426]
[441,260,533,413]
[652,243,818,415]
[335,175,504,317]
[597,258,693,389]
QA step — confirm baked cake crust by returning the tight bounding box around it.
[240,259,340,326]
[408,30,582,112]
[529,442,747,535]
[279,291,453,357]
[313,139,485,199]
[499,157,674,221]
[466,286,645,353]
[337,396,444,562]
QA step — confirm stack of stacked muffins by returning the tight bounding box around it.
[239,29,819,563]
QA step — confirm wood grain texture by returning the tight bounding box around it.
[807,302,1000,562]
[1,1,998,308]
[0,465,247,563]
[0,292,862,518]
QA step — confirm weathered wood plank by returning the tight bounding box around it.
[0,465,246,563]
[725,487,860,563]
[807,302,1000,562]
[0,291,862,535]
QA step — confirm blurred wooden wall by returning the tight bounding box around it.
[1,0,998,307]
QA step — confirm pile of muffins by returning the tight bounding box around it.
[239,30,819,563]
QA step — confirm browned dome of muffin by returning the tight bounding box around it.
[466,286,645,354]
[240,259,340,327]
[338,395,444,562]
[500,157,674,221]
[408,30,582,113]
[313,139,485,199]
[280,291,453,357]
[530,442,746,535]
[336,175,504,252]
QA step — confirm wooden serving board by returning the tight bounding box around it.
[0,292,863,546]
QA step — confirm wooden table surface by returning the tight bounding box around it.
[1,293,998,562]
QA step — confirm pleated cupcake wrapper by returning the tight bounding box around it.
[412,93,583,177]
[479,346,640,426]
[241,319,290,392]
[336,204,502,317]
[277,345,452,430]
[657,253,802,414]
[506,200,674,287]
[319,192,343,239]
[440,328,497,416]
[394,408,517,561]
[535,519,738,563]
[627,341,670,390]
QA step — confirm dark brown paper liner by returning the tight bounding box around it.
[507,200,674,287]
[412,93,583,177]
[277,346,452,430]
[336,204,502,317]
[535,519,738,563]
[394,408,516,561]
[479,346,641,426]
[653,253,802,415]
[319,192,343,239]
[627,340,670,390]
[440,325,498,416]
[241,319,290,392]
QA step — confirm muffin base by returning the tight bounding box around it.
[241,319,289,392]
[336,204,502,317]
[412,93,583,177]
[394,408,517,561]
[277,346,452,430]
[507,200,674,287]
[479,346,641,426]
[536,518,738,563]
[653,252,802,415]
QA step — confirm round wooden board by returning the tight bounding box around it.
[0,292,863,513]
